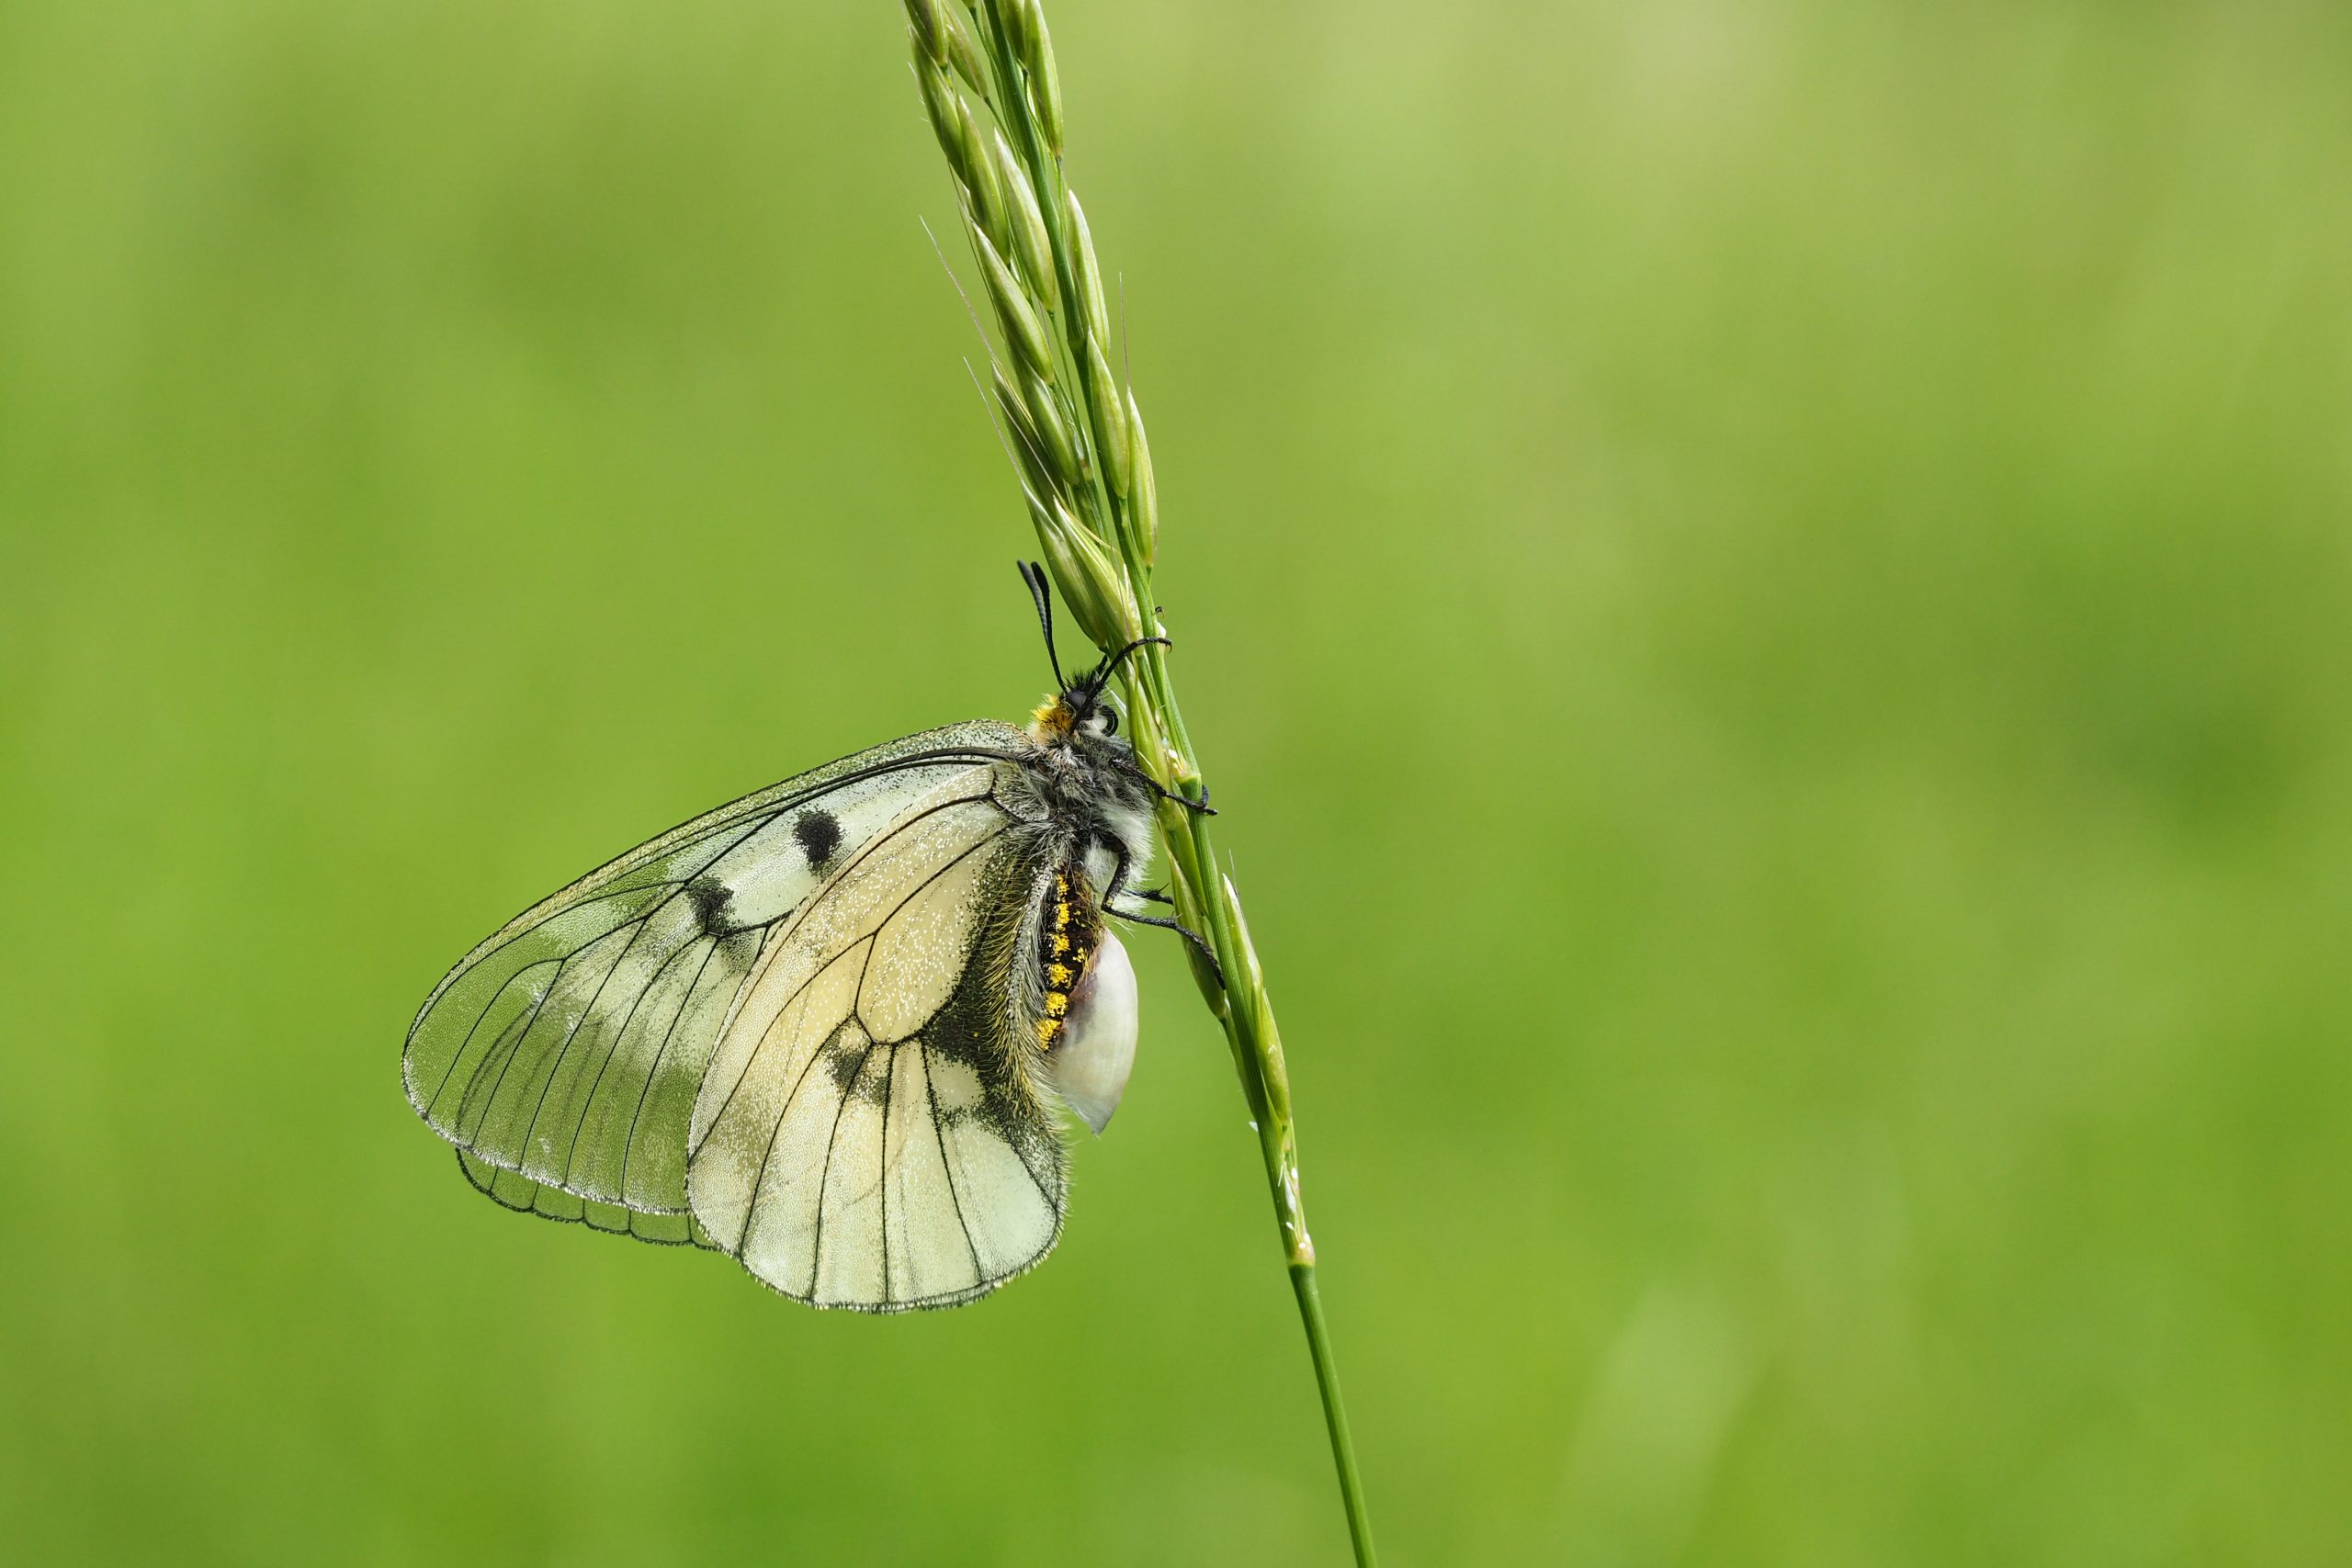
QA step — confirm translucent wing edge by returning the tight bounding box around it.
[455,1148,718,1250]
[404,722,1030,1234]
[401,719,1023,1128]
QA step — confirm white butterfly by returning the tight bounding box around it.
[403,566,1209,1312]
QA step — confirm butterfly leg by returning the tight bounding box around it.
[1120,757,1216,817]
[1096,835,1225,987]
[1154,780,1216,817]
[1110,904,1225,986]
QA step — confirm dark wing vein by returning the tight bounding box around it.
[727,940,873,1236]
[877,1043,898,1304]
[453,953,574,1143]
[553,931,711,1188]
[509,912,660,1169]
[408,729,1032,1243]
[686,792,1004,1152]
[846,819,1013,1033]
[730,814,1005,1210]
[806,1039,878,1296]
[613,937,724,1197]
[922,1045,985,1280]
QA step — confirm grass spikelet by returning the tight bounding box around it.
[899,3,1380,1562]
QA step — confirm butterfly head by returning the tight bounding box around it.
[1028,664,1125,746]
[1015,560,1159,751]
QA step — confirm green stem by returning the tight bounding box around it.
[1156,728,1378,1568]
[910,6,1377,1559]
[1292,1261,1378,1568]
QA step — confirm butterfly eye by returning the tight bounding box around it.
[1100,707,1119,735]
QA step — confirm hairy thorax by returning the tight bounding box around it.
[1015,703,1158,872]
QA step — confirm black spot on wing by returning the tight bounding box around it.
[794,809,843,874]
[684,874,735,933]
[824,1031,870,1095]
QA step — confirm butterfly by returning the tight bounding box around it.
[402,564,1212,1312]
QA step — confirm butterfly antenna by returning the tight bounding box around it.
[1018,561,1069,690]
[1086,634,1173,697]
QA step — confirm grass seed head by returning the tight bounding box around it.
[996,132,1056,294]
[973,223,1052,374]
[992,366,1055,494]
[1083,334,1133,499]
[1021,366,1082,491]
[1027,13,1066,152]
[904,0,943,62]
[917,58,967,172]
[993,0,1040,68]
[1065,190,1112,352]
[940,2,989,94]
[1128,389,1159,566]
[1031,494,1136,650]
[959,103,1010,249]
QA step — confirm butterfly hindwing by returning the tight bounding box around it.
[687,768,1069,1310]
[456,1148,716,1248]
[403,721,1024,1224]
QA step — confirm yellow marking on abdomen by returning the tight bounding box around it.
[1035,868,1094,1054]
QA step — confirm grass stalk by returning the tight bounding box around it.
[899,3,1377,1561]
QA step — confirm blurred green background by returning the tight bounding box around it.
[4,0,2348,1562]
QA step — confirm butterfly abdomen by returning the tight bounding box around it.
[1030,857,1137,1136]
[1035,870,1099,1051]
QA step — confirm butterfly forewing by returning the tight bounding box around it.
[687,768,1067,1310]
[402,721,1023,1218]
